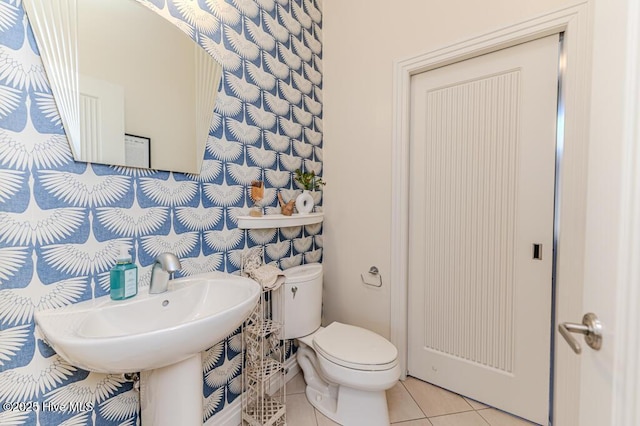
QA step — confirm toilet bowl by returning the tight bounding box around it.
[275,264,400,426]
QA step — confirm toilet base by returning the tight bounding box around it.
[297,343,392,426]
[306,384,390,426]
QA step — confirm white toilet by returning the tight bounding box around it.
[276,263,400,426]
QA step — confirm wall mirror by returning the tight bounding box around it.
[23,0,223,174]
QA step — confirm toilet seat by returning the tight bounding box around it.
[313,322,398,371]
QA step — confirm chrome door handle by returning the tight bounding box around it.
[558,312,602,354]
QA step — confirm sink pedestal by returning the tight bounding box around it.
[140,353,203,425]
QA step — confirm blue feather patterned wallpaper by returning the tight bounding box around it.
[0,0,322,424]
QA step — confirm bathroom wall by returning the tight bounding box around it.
[321,0,578,338]
[0,0,322,424]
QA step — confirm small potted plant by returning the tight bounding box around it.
[293,169,325,214]
[294,169,326,191]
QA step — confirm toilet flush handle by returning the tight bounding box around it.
[291,286,298,299]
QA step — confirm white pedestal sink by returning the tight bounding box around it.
[34,272,261,425]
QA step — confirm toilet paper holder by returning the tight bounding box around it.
[361,266,383,287]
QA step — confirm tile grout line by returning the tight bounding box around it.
[474,409,494,426]
[290,374,527,426]
[399,378,515,425]
[398,379,429,420]
[401,377,478,419]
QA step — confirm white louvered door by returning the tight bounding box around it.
[408,35,559,425]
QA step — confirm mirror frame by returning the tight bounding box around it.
[23,0,222,174]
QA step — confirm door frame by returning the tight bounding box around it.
[390,3,590,423]
[585,0,640,424]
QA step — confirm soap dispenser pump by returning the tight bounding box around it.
[110,247,138,300]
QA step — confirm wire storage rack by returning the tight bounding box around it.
[242,280,286,425]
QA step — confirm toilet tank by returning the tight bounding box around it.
[273,263,323,340]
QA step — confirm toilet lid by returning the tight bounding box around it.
[313,322,398,371]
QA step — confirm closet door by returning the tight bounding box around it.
[408,34,559,425]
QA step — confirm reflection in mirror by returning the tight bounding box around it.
[23,0,223,174]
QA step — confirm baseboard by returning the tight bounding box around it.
[205,396,241,426]
[206,357,300,426]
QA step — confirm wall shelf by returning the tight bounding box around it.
[237,212,324,229]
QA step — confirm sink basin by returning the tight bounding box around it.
[34,271,261,373]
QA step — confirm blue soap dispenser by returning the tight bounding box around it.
[110,248,138,300]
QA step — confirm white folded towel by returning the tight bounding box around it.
[249,264,285,290]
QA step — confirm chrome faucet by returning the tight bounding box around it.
[149,253,182,294]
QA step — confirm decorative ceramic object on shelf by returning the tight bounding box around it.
[293,169,326,215]
[295,190,314,214]
[249,180,264,217]
[277,193,295,216]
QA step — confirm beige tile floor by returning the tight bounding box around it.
[284,373,538,426]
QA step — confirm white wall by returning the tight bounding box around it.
[321,0,579,338]
[79,0,197,172]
